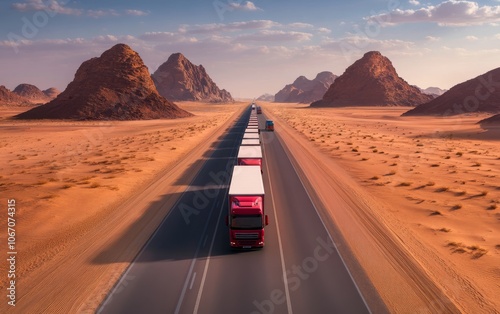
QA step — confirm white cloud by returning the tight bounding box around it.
[466,35,478,40]
[287,22,314,29]
[425,35,441,41]
[11,1,150,18]
[179,20,280,34]
[366,1,500,26]
[12,0,83,15]
[87,9,119,18]
[321,35,417,61]
[140,32,177,41]
[236,30,313,42]
[125,10,149,16]
[94,35,119,43]
[409,0,420,5]
[228,1,262,11]
[317,27,332,34]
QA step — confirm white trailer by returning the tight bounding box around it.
[243,133,260,140]
[241,139,261,146]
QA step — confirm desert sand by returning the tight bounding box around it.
[0,102,247,313]
[263,102,500,313]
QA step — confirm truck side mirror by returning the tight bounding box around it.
[225,215,229,226]
[265,215,269,226]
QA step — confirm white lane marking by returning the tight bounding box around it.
[263,131,293,314]
[276,132,372,313]
[98,161,211,313]
[174,198,219,314]
[193,192,227,314]
[189,272,197,290]
[192,121,243,313]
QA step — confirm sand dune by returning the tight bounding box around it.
[263,102,500,313]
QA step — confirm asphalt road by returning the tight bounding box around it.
[98,108,376,314]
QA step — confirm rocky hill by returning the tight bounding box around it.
[0,85,31,106]
[13,83,51,104]
[16,44,192,120]
[275,71,337,103]
[421,86,446,97]
[478,114,500,126]
[152,53,233,102]
[43,87,61,99]
[403,67,500,116]
[257,93,275,102]
[311,51,433,107]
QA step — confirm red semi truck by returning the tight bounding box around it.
[227,165,268,248]
[237,145,263,170]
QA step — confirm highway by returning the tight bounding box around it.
[98,108,380,314]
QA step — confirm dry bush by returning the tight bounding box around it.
[89,182,101,188]
[435,187,449,192]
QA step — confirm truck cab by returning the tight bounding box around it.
[228,196,268,248]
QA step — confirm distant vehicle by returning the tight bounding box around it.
[227,166,268,248]
[251,103,256,110]
[265,120,274,132]
[256,106,262,114]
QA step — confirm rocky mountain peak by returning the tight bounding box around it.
[13,83,50,103]
[311,51,432,107]
[275,71,337,103]
[152,53,233,102]
[16,43,192,120]
[403,67,500,116]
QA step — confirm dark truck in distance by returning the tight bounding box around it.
[256,106,262,114]
[265,120,274,131]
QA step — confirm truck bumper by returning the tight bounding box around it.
[230,240,264,249]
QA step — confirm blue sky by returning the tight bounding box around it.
[1,0,500,98]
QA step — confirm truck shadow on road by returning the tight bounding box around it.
[92,110,257,264]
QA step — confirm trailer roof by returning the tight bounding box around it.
[245,128,259,133]
[238,145,262,158]
[241,139,260,146]
[243,133,260,139]
[229,166,265,195]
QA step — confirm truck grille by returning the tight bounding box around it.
[235,233,259,239]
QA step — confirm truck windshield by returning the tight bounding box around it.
[230,215,263,229]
